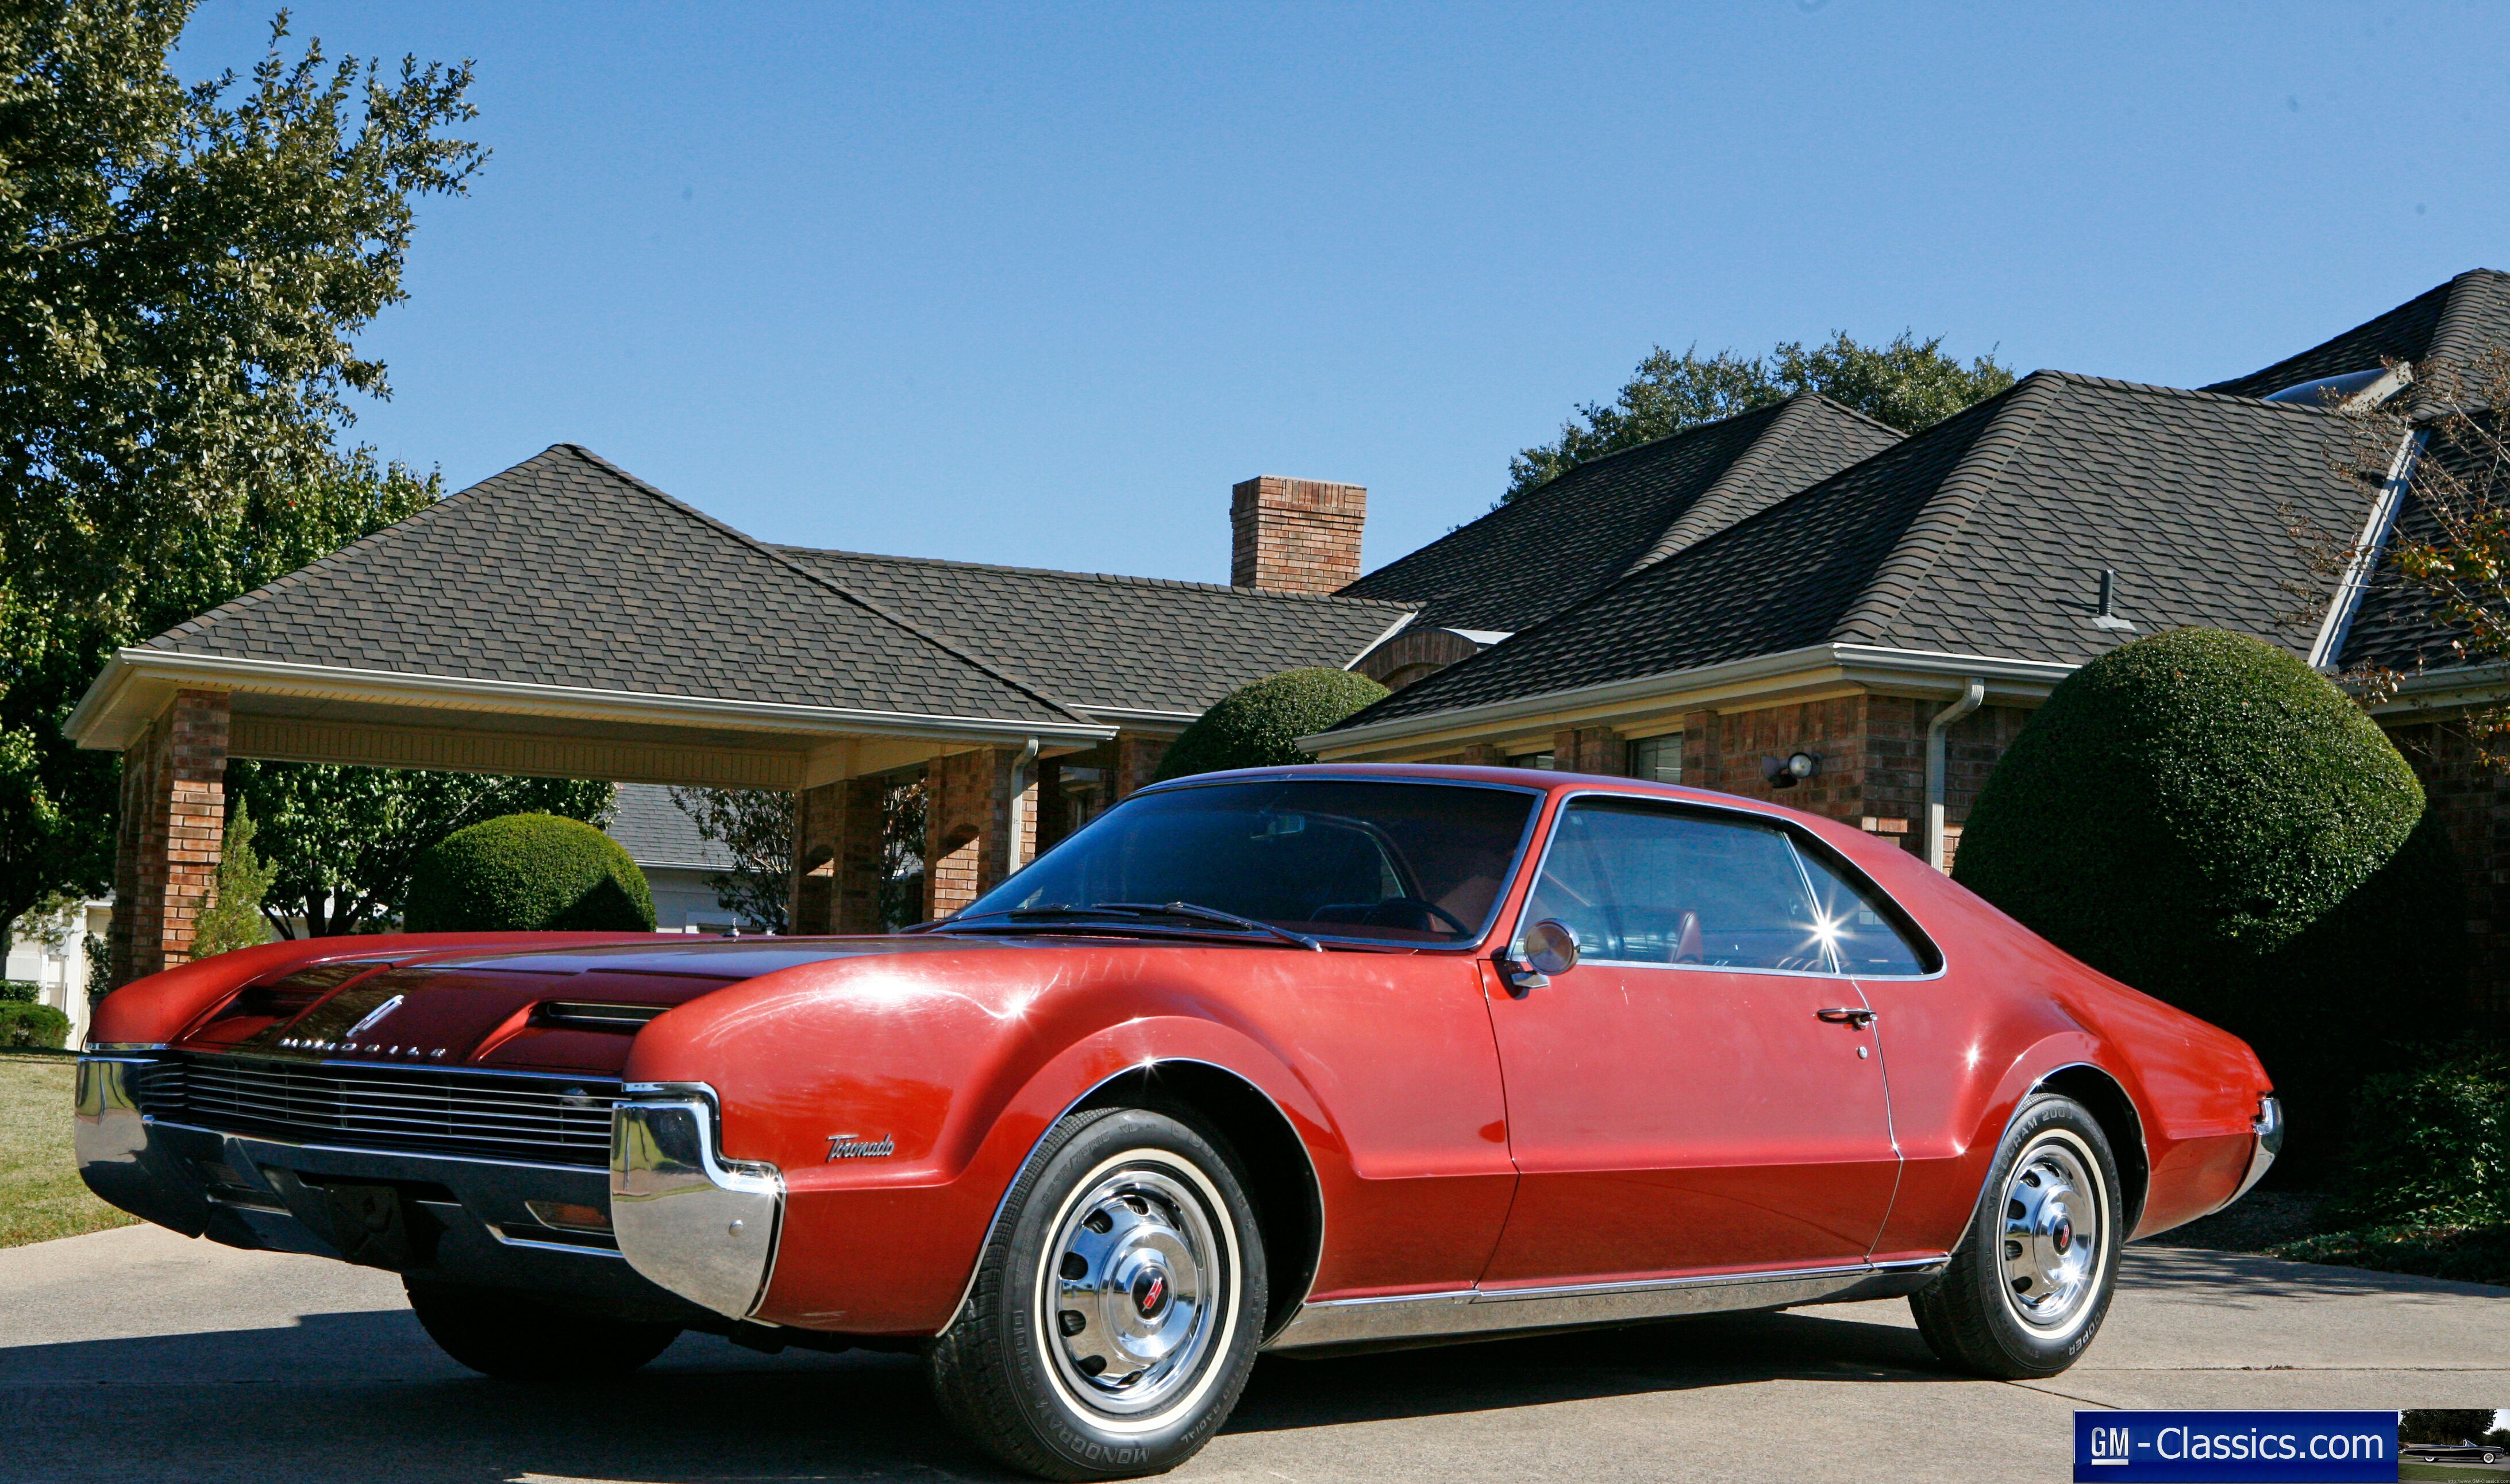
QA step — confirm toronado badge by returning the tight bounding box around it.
[825,1134,896,1161]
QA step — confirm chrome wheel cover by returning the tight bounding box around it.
[1997,1130,2105,1337]
[1037,1157,1230,1424]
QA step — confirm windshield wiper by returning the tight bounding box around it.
[1092,901,1323,952]
[904,901,1322,951]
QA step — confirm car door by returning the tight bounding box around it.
[1479,795,1901,1285]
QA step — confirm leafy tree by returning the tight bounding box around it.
[669,787,792,934]
[191,797,275,957]
[0,2,483,957]
[230,761,611,936]
[1506,331,2014,500]
[670,778,929,933]
[2401,1411,2501,1447]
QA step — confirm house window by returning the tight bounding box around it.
[1627,734,1682,784]
[1508,751,1556,771]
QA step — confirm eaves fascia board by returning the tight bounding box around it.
[65,649,1117,751]
[1343,610,1419,671]
[1301,643,2075,755]
[2361,661,2510,714]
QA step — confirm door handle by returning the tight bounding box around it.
[1815,1007,1876,1028]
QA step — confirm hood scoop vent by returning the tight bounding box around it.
[530,1001,670,1032]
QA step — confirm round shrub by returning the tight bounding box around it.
[403,813,655,932]
[1154,668,1391,781]
[1953,627,2465,1174]
[0,1001,71,1049]
[1955,628,2424,1004]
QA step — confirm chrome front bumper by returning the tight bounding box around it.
[610,1085,784,1321]
[73,1055,707,1324]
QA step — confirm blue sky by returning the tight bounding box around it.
[178,2,2509,584]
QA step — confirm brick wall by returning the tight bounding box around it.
[923,747,1038,920]
[108,688,229,986]
[1112,731,1171,800]
[1552,725,1626,776]
[1231,476,1366,594]
[1355,626,1483,690]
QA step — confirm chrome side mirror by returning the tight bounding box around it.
[1503,919,1580,997]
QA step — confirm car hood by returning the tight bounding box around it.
[168,936,982,1077]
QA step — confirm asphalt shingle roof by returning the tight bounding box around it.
[1342,372,2363,726]
[769,548,1414,716]
[2204,269,2510,400]
[605,784,735,871]
[147,445,1088,726]
[1334,394,1901,635]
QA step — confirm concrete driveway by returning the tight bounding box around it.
[4,1223,2503,1483]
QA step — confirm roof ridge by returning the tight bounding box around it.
[1832,372,2065,646]
[1624,394,1831,575]
[2425,268,2510,373]
[778,542,1413,611]
[145,445,582,650]
[549,445,1096,726]
[2042,366,2355,415]
[1509,395,1793,487]
[1339,399,1791,599]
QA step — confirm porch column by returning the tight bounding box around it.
[788,777,886,935]
[924,746,1038,920]
[107,688,230,987]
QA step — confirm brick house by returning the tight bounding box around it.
[63,267,2510,1015]
[1314,269,2510,1013]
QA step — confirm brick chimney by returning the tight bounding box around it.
[1230,476,1366,594]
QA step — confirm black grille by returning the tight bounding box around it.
[143,1055,622,1167]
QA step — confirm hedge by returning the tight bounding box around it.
[0,1002,71,1049]
[0,981,34,1005]
[1154,668,1390,781]
[1952,627,2465,1174]
[403,814,655,932]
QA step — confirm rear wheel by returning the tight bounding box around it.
[1910,1093,2124,1379]
[403,1278,680,1381]
[927,1105,1266,1480]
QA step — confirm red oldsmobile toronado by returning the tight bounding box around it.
[78,764,2281,1479]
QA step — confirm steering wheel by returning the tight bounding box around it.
[1361,897,1475,935]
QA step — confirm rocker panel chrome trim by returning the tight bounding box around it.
[1262,1257,1947,1351]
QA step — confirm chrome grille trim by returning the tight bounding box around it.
[141,1054,622,1167]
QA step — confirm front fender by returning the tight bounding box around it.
[622,951,1345,1336]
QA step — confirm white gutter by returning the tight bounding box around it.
[1924,678,1987,872]
[2308,429,2425,670]
[1303,643,2074,754]
[64,649,1116,751]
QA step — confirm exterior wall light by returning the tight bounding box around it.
[1764,751,1820,789]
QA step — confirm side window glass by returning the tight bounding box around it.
[1523,800,1835,973]
[1793,845,1937,977]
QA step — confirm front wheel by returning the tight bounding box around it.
[1910,1092,2124,1379]
[403,1278,680,1381]
[927,1105,1266,1480]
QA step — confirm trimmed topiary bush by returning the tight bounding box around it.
[0,1001,71,1049]
[1154,668,1391,781]
[403,813,655,933]
[1953,627,2466,1175]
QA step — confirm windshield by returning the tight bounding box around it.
[962,778,1540,945]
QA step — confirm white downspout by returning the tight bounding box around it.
[1006,737,1041,871]
[1924,679,1987,872]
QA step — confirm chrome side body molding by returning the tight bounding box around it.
[1262,1255,1947,1352]
[611,1083,786,1321]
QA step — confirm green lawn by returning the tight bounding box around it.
[0,1053,137,1248]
